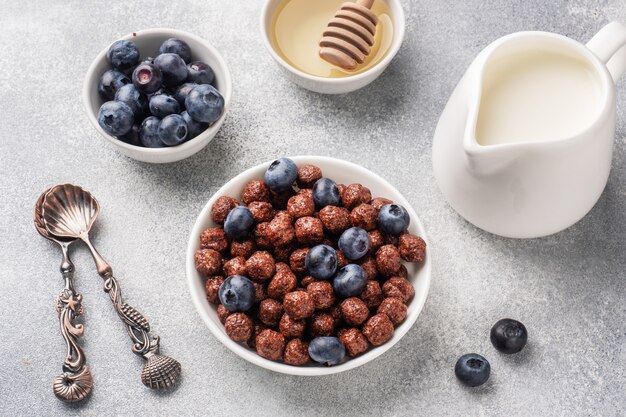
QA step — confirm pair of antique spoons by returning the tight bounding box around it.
[34,184,181,402]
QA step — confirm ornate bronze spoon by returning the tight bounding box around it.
[41,184,181,390]
[34,189,93,402]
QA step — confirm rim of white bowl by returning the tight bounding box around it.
[186,156,431,376]
[259,0,406,85]
[82,28,232,156]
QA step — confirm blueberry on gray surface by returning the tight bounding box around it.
[174,82,198,107]
[378,204,410,235]
[159,38,192,64]
[187,61,215,85]
[106,39,140,70]
[312,178,341,208]
[338,227,370,260]
[98,69,131,101]
[132,62,163,94]
[185,84,225,124]
[490,319,528,354]
[332,264,367,298]
[149,93,180,118]
[218,275,256,312]
[158,114,188,146]
[305,244,338,280]
[454,353,490,387]
[224,206,254,240]
[308,337,346,366]
[154,53,188,87]
[118,123,142,147]
[114,84,148,118]
[139,116,163,148]
[182,111,208,140]
[97,101,134,136]
[263,158,298,192]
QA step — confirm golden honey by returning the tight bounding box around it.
[270,0,394,78]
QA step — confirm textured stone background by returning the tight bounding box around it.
[1,0,625,416]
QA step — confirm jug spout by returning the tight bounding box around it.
[463,139,521,176]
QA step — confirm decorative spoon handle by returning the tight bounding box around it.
[53,246,93,402]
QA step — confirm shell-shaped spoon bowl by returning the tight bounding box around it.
[42,184,100,240]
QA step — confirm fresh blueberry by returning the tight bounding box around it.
[114,84,148,118]
[263,158,298,192]
[490,319,528,354]
[174,82,198,107]
[378,204,410,235]
[158,114,188,146]
[149,93,180,118]
[187,61,215,85]
[98,101,134,136]
[139,116,163,148]
[338,227,370,260]
[118,124,142,147]
[332,264,367,298]
[305,244,338,280]
[224,206,254,240]
[98,69,131,101]
[312,178,340,208]
[132,62,163,94]
[455,353,490,387]
[185,84,224,124]
[218,275,256,312]
[181,111,208,140]
[154,53,188,87]
[158,38,192,64]
[308,337,346,366]
[107,40,140,70]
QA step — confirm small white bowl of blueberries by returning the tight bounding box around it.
[83,28,232,163]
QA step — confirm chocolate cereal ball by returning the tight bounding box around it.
[223,256,247,277]
[396,264,408,279]
[200,228,228,253]
[294,216,324,245]
[248,201,275,223]
[336,250,349,268]
[338,328,369,357]
[254,222,274,249]
[253,282,269,302]
[375,245,402,276]
[309,312,335,338]
[382,277,415,303]
[241,179,271,204]
[255,329,285,361]
[362,314,394,346]
[327,305,344,328]
[279,313,306,339]
[230,238,256,259]
[340,297,370,326]
[217,304,231,324]
[377,297,407,325]
[358,256,379,280]
[205,276,225,304]
[368,230,384,254]
[247,322,267,349]
[341,184,372,209]
[307,281,335,310]
[195,249,222,276]
[296,164,322,189]
[371,197,393,213]
[318,205,351,234]
[273,242,296,263]
[360,280,383,308]
[211,196,238,225]
[283,290,315,320]
[268,211,295,247]
[350,203,378,231]
[246,251,276,282]
[225,312,253,342]
[300,275,317,288]
[287,190,315,219]
[399,233,427,263]
[268,264,298,299]
[284,338,310,366]
[289,248,309,275]
[258,299,284,327]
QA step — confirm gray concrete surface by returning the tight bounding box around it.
[1,0,625,416]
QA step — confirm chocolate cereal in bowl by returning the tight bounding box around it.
[186,156,431,375]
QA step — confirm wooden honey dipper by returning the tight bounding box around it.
[319,0,379,70]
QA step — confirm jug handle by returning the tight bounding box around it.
[586,22,626,83]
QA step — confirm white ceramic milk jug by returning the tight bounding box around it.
[433,22,626,238]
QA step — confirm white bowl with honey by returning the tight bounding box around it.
[260,0,405,94]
